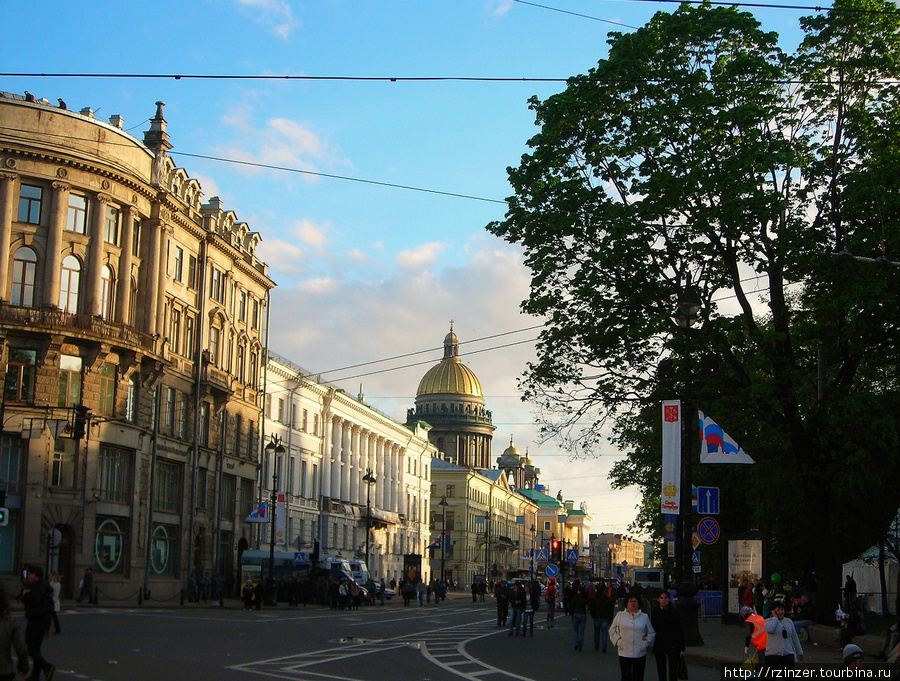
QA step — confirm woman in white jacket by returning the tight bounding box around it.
[610,595,656,681]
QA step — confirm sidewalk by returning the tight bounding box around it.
[688,617,843,668]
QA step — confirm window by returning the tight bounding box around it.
[177,392,187,439]
[58,354,82,407]
[236,343,245,383]
[184,315,195,359]
[100,265,115,319]
[18,184,42,224]
[208,327,220,366]
[154,460,181,513]
[312,463,319,500]
[98,363,116,416]
[149,524,177,576]
[187,255,197,290]
[66,194,87,233]
[131,218,141,257]
[238,291,247,322]
[59,255,81,313]
[199,402,210,447]
[173,246,183,282]
[300,460,307,499]
[302,409,308,432]
[97,446,132,503]
[288,456,296,496]
[197,469,208,508]
[51,438,76,487]
[277,398,285,423]
[11,247,37,308]
[313,413,319,436]
[94,517,127,576]
[103,204,120,245]
[125,374,138,423]
[239,478,255,523]
[210,268,223,303]
[445,484,455,498]
[165,387,176,433]
[249,350,258,388]
[252,298,260,329]
[4,349,36,403]
[128,278,137,325]
[0,437,23,495]
[170,309,181,355]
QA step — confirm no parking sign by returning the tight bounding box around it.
[697,517,720,545]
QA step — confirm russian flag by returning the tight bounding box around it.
[427,536,441,549]
[698,411,755,464]
[246,502,269,523]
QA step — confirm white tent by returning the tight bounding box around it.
[843,546,899,615]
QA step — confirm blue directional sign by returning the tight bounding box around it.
[545,563,559,578]
[692,551,701,566]
[566,549,579,563]
[534,548,549,563]
[697,486,720,515]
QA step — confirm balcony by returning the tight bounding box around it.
[0,302,156,353]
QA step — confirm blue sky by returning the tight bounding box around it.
[3,1,810,536]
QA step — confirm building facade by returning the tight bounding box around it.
[263,353,436,585]
[0,93,273,600]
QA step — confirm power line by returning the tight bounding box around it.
[512,0,640,28]
[1,72,569,83]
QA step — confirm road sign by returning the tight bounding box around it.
[566,549,579,563]
[691,532,700,550]
[535,548,548,563]
[692,551,701,566]
[697,517,720,545]
[293,552,307,566]
[693,565,702,573]
[544,563,559,578]
[697,486,720,515]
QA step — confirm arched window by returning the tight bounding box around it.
[11,247,37,307]
[59,255,81,313]
[100,265,115,320]
[129,277,138,325]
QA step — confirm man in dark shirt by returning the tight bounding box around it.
[19,566,55,681]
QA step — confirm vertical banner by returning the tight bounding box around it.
[444,531,451,557]
[275,492,287,546]
[727,538,763,614]
[661,400,682,514]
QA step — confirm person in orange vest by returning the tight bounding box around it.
[742,605,768,666]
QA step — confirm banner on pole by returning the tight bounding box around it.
[661,400,682,514]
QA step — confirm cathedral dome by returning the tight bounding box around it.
[416,326,484,398]
[497,435,523,467]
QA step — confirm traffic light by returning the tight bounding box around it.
[73,405,90,440]
[551,540,561,561]
[0,507,8,527]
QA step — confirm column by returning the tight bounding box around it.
[115,205,135,323]
[398,448,407,517]
[375,437,386,511]
[349,426,361,505]
[86,194,110,316]
[320,415,333,499]
[389,444,399,513]
[155,225,170,336]
[330,417,341,500]
[43,181,69,307]
[0,173,17,299]
[340,421,351,502]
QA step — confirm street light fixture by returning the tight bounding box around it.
[363,468,376,580]
[438,497,448,582]
[264,434,286,606]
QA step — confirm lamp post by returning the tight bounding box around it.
[674,284,704,645]
[264,434,286,606]
[529,525,536,580]
[438,497,448,582]
[484,513,491,582]
[362,467,376,580]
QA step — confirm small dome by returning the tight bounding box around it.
[416,325,484,398]
[497,436,523,467]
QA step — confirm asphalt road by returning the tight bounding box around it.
[33,597,725,681]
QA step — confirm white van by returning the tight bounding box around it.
[628,568,665,591]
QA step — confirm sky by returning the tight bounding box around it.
[2,0,812,537]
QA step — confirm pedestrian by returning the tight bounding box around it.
[517,586,534,637]
[24,92,36,103]
[18,566,56,681]
[764,598,802,669]
[842,644,865,671]
[570,582,589,651]
[844,575,858,611]
[75,567,93,604]
[495,581,509,627]
[545,580,557,628]
[0,587,29,681]
[508,582,526,637]
[416,580,426,607]
[242,579,254,610]
[56,98,67,110]
[471,582,478,603]
[742,605,767,668]
[591,580,614,653]
[434,579,446,605]
[253,580,263,610]
[650,591,684,681]
[379,578,386,606]
[48,574,61,635]
[610,594,655,681]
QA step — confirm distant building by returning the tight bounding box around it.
[0,93,273,599]
[262,353,435,584]
[590,533,652,579]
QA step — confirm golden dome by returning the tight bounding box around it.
[503,436,520,457]
[416,325,484,398]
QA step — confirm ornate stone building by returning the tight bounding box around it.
[0,92,272,600]
[262,352,436,584]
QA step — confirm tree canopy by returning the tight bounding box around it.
[488,0,900,618]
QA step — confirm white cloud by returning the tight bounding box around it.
[486,0,514,17]
[291,218,332,249]
[230,0,299,39]
[395,242,447,269]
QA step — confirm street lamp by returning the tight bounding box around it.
[363,468,376,579]
[529,525,536,580]
[264,434,286,606]
[438,497,448,582]
[674,284,704,646]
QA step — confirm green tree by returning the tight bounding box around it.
[488,0,900,620]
